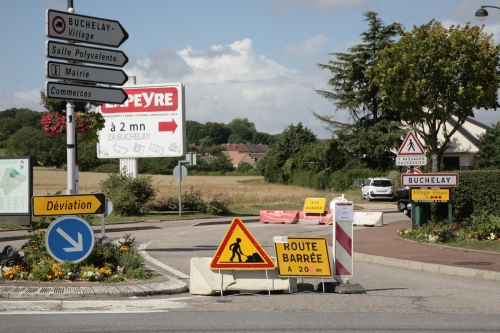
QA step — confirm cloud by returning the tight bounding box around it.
[269,0,366,14]
[125,46,192,83]
[0,89,43,112]
[284,35,330,57]
[126,38,335,137]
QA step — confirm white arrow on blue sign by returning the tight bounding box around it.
[45,216,95,263]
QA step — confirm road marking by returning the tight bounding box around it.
[138,242,190,279]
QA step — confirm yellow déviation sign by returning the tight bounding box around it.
[274,237,332,278]
[32,193,106,216]
[303,198,327,213]
[410,188,450,202]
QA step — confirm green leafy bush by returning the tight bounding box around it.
[99,171,156,216]
[329,169,378,191]
[144,187,230,215]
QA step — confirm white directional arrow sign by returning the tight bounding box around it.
[46,9,129,47]
[46,61,128,85]
[45,216,95,263]
[46,81,128,104]
[46,41,129,67]
[57,227,83,252]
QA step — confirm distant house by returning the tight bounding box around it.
[412,116,491,171]
[221,143,270,167]
[439,117,492,170]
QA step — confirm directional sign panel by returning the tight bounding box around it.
[46,61,128,85]
[46,9,128,47]
[401,173,459,187]
[274,237,332,278]
[45,216,95,263]
[411,188,450,203]
[46,41,128,67]
[33,193,106,216]
[46,81,127,104]
[97,83,186,158]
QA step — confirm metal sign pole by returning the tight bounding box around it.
[66,102,75,194]
[178,161,182,216]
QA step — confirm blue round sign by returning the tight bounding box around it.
[45,216,95,263]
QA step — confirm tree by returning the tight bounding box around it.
[228,133,243,144]
[315,12,399,127]
[5,127,66,167]
[374,21,500,171]
[259,122,316,183]
[227,118,256,142]
[475,121,500,170]
[209,153,234,173]
[314,12,404,170]
[252,132,272,145]
[186,120,205,146]
[199,122,231,145]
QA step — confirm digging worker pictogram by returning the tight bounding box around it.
[229,238,245,262]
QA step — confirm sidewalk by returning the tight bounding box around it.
[0,212,499,298]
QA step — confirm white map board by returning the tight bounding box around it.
[0,157,32,214]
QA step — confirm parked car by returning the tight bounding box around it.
[361,178,394,201]
[397,186,412,217]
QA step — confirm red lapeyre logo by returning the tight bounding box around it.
[101,87,178,113]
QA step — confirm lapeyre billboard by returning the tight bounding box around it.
[97,83,185,158]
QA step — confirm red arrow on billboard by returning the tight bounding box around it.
[158,119,177,133]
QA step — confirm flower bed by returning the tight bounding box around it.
[1,230,152,283]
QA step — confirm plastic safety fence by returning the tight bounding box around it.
[259,210,300,223]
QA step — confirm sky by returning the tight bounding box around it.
[1,0,500,139]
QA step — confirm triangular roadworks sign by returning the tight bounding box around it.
[210,217,276,270]
[398,131,425,156]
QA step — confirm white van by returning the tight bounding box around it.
[361,178,394,201]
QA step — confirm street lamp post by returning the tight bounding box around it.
[475,5,500,20]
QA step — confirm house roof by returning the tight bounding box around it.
[221,143,270,153]
[221,144,249,153]
[228,153,248,166]
[442,116,492,153]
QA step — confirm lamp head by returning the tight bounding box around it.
[475,8,488,21]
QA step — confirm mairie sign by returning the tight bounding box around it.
[33,193,106,216]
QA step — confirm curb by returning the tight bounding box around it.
[354,252,500,282]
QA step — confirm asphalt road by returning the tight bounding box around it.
[1,213,500,332]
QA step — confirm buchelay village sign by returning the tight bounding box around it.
[401,173,459,187]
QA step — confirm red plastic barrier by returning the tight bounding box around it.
[260,210,300,224]
[299,211,333,224]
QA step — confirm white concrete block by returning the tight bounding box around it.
[353,211,383,227]
[298,219,320,225]
[189,257,298,295]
